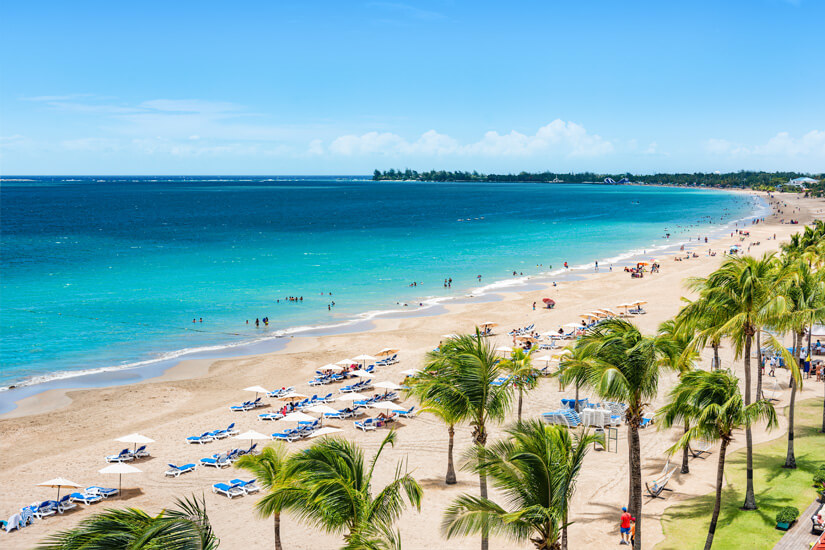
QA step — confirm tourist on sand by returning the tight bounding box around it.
[619,507,633,545]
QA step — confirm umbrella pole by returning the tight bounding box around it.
[119,474,122,499]
[57,487,61,501]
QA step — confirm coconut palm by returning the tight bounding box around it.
[658,370,777,550]
[286,430,422,550]
[775,258,823,468]
[500,348,540,422]
[443,420,600,550]
[422,332,513,550]
[38,495,218,550]
[235,444,304,549]
[686,253,786,510]
[560,319,678,550]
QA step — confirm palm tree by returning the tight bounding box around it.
[500,348,540,422]
[443,420,600,550]
[560,319,678,550]
[659,370,777,550]
[419,332,513,550]
[775,258,823,468]
[235,444,304,549]
[686,253,785,510]
[286,431,422,549]
[38,495,218,550]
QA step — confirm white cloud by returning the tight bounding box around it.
[329,120,613,158]
[705,130,825,159]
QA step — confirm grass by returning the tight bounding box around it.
[655,398,825,550]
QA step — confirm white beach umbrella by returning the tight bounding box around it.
[479,321,498,327]
[37,477,81,501]
[277,392,307,402]
[233,430,271,447]
[114,433,155,453]
[336,358,355,366]
[376,348,399,356]
[563,323,582,329]
[374,381,403,390]
[534,354,554,363]
[281,411,316,423]
[353,354,377,365]
[243,385,270,399]
[350,369,373,378]
[336,392,369,402]
[496,346,513,355]
[320,363,344,372]
[308,427,343,438]
[98,463,142,497]
[368,401,408,412]
[305,404,340,416]
[399,368,420,376]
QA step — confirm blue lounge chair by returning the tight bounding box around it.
[133,445,149,458]
[397,406,416,418]
[32,501,57,518]
[69,492,102,504]
[258,412,283,421]
[640,417,654,428]
[230,401,254,412]
[105,448,134,462]
[165,463,197,477]
[54,495,77,513]
[86,486,118,498]
[324,411,344,420]
[199,454,232,468]
[238,443,258,456]
[186,432,214,444]
[355,419,376,431]
[212,482,245,499]
[230,479,260,494]
[271,430,299,442]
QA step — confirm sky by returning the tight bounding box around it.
[0,0,823,175]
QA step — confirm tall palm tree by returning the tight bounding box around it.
[677,296,728,373]
[775,258,823,468]
[658,370,777,550]
[686,253,785,510]
[38,495,218,550]
[443,420,600,550]
[235,444,304,549]
[560,319,678,550]
[419,332,513,550]
[287,431,422,550]
[500,348,540,422]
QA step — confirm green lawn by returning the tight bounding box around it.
[655,398,825,550]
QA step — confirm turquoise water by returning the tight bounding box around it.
[0,178,766,390]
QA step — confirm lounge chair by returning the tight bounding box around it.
[186,432,214,444]
[324,411,344,420]
[230,401,254,412]
[212,482,245,499]
[238,443,258,456]
[230,479,260,494]
[165,463,197,477]
[54,495,77,513]
[397,406,416,418]
[355,419,376,431]
[645,468,675,498]
[105,448,135,462]
[86,486,119,498]
[32,501,57,519]
[258,412,284,421]
[199,454,232,468]
[272,430,299,442]
[639,417,654,428]
[689,440,713,459]
[69,492,103,504]
[133,445,150,458]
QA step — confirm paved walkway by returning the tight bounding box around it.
[773,499,821,550]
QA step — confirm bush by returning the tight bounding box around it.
[814,465,825,487]
[776,506,799,524]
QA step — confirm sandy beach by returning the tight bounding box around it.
[2,190,823,550]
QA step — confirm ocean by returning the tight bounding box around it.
[0,177,767,393]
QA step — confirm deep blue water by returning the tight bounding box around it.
[0,177,765,389]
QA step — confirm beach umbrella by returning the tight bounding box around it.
[563,322,582,329]
[399,368,420,377]
[353,354,377,365]
[534,354,554,363]
[243,385,270,400]
[350,369,373,378]
[304,404,340,416]
[281,411,316,423]
[376,348,399,356]
[374,381,403,390]
[336,358,355,366]
[496,346,513,354]
[277,392,307,402]
[336,392,369,402]
[308,427,342,438]
[114,433,155,454]
[233,430,270,448]
[478,321,498,328]
[542,298,555,305]
[515,336,537,342]
[631,300,648,306]
[98,464,142,498]
[320,363,344,372]
[37,478,81,501]
[580,312,598,320]
[368,401,408,412]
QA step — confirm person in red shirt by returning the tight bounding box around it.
[620,507,633,545]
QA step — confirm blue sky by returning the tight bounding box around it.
[1,0,823,175]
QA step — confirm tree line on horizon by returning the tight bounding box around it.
[372,169,825,194]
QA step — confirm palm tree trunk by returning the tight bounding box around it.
[756,330,763,400]
[629,422,642,550]
[476,431,489,550]
[785,332,801,469]
[703,438,729,550]
[446,424,457,485]
[681,422,690,474]
[574,382,580,413]
[518,388,523,422]
[712,343,720,371]
[561,510,568,550]
[274,512,282,550]
[742,332,757,510]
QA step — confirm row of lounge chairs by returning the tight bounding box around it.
[272,419,322,442]
[4,487,118,532]
[340,380,373,393]
[267,387,294,398]
[509,324,535,336]
[212,479,259,499]
[355,408,416,431]
[199,444,260,469]
[376,354,398,366]
[186,423,239,444]
[308,365,377,386]
[105,445,150,462]
[230,397,265,412]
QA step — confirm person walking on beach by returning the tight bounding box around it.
[532,301,536,310]
[619,507,633,545]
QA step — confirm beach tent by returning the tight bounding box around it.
[114,433,155,453]
[98,463,142,497]
[37,477,81,501]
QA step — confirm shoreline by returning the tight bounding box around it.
[0,188,768,413]
[1,190,822,550]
